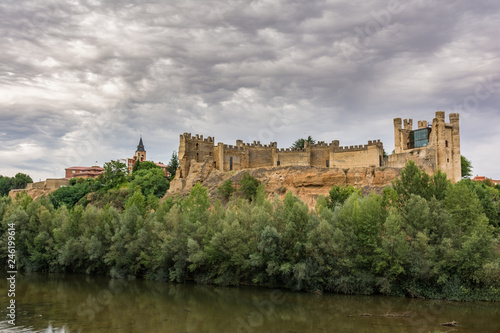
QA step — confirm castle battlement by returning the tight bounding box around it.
[178,133,384,177]
[337,145,367,152]
[181,132,214,143]
[277,147,306,152]
[223,144,244,150]
[367,139,382,146]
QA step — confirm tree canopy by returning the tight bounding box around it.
[0,173,33,196]
[99,160,128,190]
[461,155,473,179]
[167,151,179,181]
[291,136,315,149]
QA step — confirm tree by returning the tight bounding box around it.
[0,176,13,196]
[50,178,96,208]
[327,185,361,209]
[167,151,179,181]
[291,136,315,149]
[132,160,141,174]
[239,172,260,201]
[12,173,33,189]
[101,160,128,190]
[131,168,169,198]
[461,155,473,179]
[218,179,235,200]
[392,160,431,204]
[134,161,160,173]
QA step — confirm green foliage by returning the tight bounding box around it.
[132,161,161,174]
[392,161,451,205]
[458,179,499,228]
[12,173,33,189]
[131,168,169,198]
[0,176,13,196]
[132,160,141,174]
[125,189,146,216]
[101,160,128,190]
[0,173,33,196]
[50,178,98,208]
[392,160,431,203]
[291,136,315,149]
[1,174,500,301]
[461,155,473,179]
[217,179,235,200]
[167,151,179,181]
[327,185,361,209]
[239,172,260,201]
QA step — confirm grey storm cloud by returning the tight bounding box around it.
[1,0,499,181]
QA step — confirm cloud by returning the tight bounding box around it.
[1,0,499,181]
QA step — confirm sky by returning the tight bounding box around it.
[1,0,499,182]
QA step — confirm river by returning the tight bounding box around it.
[1,273,499,332]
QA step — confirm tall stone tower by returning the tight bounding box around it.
[388,111,461,183]
[135,137,146,163]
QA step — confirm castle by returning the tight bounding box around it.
[387,111,461,183]
[176,111,461,184]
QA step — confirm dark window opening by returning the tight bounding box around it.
[196,152,199,162]
[408,128,431,149]
[229,156,233,171]
[326,160,329,168]
[196,143,199,149]
[445,140,448,148]
[379,155,382,167]
[277,160,280,166]
[447,158,449,163]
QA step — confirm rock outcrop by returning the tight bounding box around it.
[166,159,401,208]
[8,188,55,201]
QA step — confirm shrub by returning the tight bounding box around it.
[218,179,235,200]
[239,172,260,201]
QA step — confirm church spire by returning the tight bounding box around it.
[137,137,145,152]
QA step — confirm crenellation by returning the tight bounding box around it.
[178,130,384,176]
[403,119,413,130]
[391,111,460,183]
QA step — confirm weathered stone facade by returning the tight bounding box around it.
[174,111,460,190]
[177,134,384,179]
[387,111,461,183]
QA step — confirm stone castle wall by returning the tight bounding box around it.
[175,111,460,185]
[177,133,384,179]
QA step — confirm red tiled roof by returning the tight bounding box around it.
[66,166,104,171]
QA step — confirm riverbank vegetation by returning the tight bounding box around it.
[1,161,499,301]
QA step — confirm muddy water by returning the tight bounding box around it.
[1,273,499,332]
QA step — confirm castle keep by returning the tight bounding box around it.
[387,111,461,183]
[177,134,384,178]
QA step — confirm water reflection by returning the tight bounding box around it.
[1,273,499,332]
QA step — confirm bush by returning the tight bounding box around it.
[239,172,259,201]
[218,179,235,200]
[327,185,360,209]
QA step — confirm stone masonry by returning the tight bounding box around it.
[176,134,384,180]
[387,111,461,183]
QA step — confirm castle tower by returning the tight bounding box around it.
[135,137,146,163]
[449,113,461,183]
[393,118,402,153]
[389,111,461,183]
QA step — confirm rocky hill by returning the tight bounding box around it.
[166,160,401,208]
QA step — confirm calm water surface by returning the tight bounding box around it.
[1,273,500,332]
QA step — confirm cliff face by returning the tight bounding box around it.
[167,160,401,208]
[8,188,54,201]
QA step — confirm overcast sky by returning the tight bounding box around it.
[1,0,499,182]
